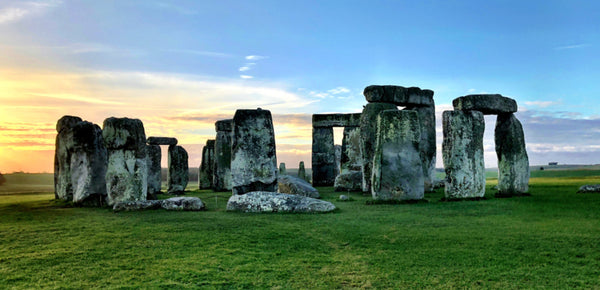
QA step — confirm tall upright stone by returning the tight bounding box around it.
[298,161,307,181]
[231,109,278,195]
[312,127,335,186]
[405,105,437,191]
[214,119,233,191]
[279,163,287,175]
[168,145,189,194]
[371,110,424,200]
[359,102,398,192]
[495,113,529,196]
[55,115,83,201]
[103,117,148,206]
[442,110,485,199]
[198,140,215,189]
[146,144,162,198]
[334,144,342,178]
[340,126,361,173]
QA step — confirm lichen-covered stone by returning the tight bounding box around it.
[442,110,486,198]
[334,144,342,178]
[226,191,336,213]
[359,102,398,192]
[231,109,278,195]
[364,85,434,107]
[495,114,529,196]
[298,161,307,181]
[214,119,233,191]
[312,127,336,186]
[161,197,205,211]
[278,175,320,198]
[334,171,363,192]
[55,115,83,200]
[146,144,162,198]
[453,94,517,115]
[168,145,189,194]
[340,127,361,173]
[371,110,424,201]
[147,136,178,145]
[404,105,437,192]
[198,140,215,189]
[103,117,148,206]
[312,113,361,128]
[113,200,162,212]
[279,163,287,175]
[577,184,600,193]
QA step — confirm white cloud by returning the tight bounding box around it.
[555,44,589,50]
[327,86,350,95]
[240,75,253,79]
[239,66,250,72]
[524,100,561,108]
[164,49,232,58]
[245,55,267,61]
[0,0,62,24]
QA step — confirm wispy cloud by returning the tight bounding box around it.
[524,100,562,108]
[28,93,125,105]
[245,55,267,61]
[239,66,250,72]
[0,0,62,24]
[555,44,589,50]
[240,75,253,79]
[327,87,351,95]
[165,49,233,58]
[239,56,267,79]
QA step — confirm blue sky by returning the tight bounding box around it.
[1,0,599,172]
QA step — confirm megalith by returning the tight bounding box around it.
[371,110,424,200]
[452,94,517,115]
[334,144,342,178]
[230,109,278,195]
[311,127,335,186]
[146,144,162,198]
[198,139,215,189]
[495,113,529,196]
[340,126,361,173]
[405,104,436,192]
[214,119,233,191]
[168,145,189,194]
[279,163,287,175]
[442,110,486,199]
[103,117,148,206]
[55,115,83,201]
[298,161,307,181]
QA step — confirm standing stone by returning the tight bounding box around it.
[495,113,529,196]
[340,127,361,173]
[168,145,189,194]
[214,119,233,191]
[146,144,162,199]
[279,163,287,175]
[0,172,5,186]
[359,102,398,192]
[70,121,108,206]
[198,140,215,189]
[442,110,486,199]
[334,145,342,178]
[405,105,437,191]
[103,117,148,206]
[311,127,335,186]
[298,161,307,181]
[231,109,278,195]
[371,110,424,200]
[55,115,83,201]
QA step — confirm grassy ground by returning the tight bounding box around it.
[1,172,599,288]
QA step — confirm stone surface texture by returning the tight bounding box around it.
[452,94,517,115]
[495,114,529,195]
[161,197,205,211]
[277,175,320,198]
[279,163,287,175]
[167,145,189,194]
[312,113,361,128]
[230,109,278,195]
[55,115,83,201]
[198,140,215,189]
[340,127,362,173]
[577,184,600,193]
[364,85,434,107]
[146,144,162,198]
[147,137,178,145]
[113,200,162,212]
[442,110,486,198]
[226,191,336,213]
[312,126,336,186]
[334,145,342,178]
[405,105,437,192]
[214,119,233,191]
[102,117,148,206]
[334,170,363,192]
[359,102,398,192]
[371,110,424,201]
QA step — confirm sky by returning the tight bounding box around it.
[1,0,600,173]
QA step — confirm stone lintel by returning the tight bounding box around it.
[147,136,178,145]
[364,85,434,107]
[453,94,517,115]
[312,113,362,128]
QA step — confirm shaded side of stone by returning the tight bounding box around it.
[340,127,362,173]
[279,163,287,175]
[146,144,162,198]
[334,145,342,179]
[311,127,335,186]
[442,110,486,198]
[198,140,215,189]
[359,102,398,192]
[371,110,424,201]
[146,136,178,145]
[334,170,363,192]
[312,113,361,128]
[453,94,517,115]
[495,113,529,196]
[404,104,437,192]
[278,175,320,198]
[70,121,108,206]
[231,109,278,195]
[214,119,233,191]
[226,191,336,213]
[168,145,189,194]
[364,85,434,107]
[298,161,307,181]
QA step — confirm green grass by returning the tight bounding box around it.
[1,172,600,288]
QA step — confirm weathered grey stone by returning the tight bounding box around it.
[214,119,233,191]
[577,184,600,193]
[231,109,278,195]
[226,191,336,213]
[334,144,342,178]
[167,145,189,194]
[198,140,215,189]
[334,171,363,192]
[113,200,162,212]
[146,144,162,199]
[442,110,486,199]
[312,113,361,128]
[364,85,434,107]
[339,194,349,201]
[55,115,83,200]
[298,161,307,181]
[371,110,424,201]
[312,127,336,186]
[453,94,517,115]
[70,121,108,206]
[495,114,529,196]
[404,105,437,192]
[359,102,398,192]
[340,127,361,173]
[103,117,148,206]
[147,136,178,146]
[56,115,82,133]
[279,163,287,175]
[277,175,320,198]
[161,197,205,211]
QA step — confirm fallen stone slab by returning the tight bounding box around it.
[364,85,434,107]
[147,137,178,145]
[226,191,336,213]
[278,175,320,198]
[161,197,205,211]
[577,184,600,193]
[452,94,517,115]
[334,170,363,192]
[113,200,162,212]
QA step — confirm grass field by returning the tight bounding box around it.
[1,171,599,288]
